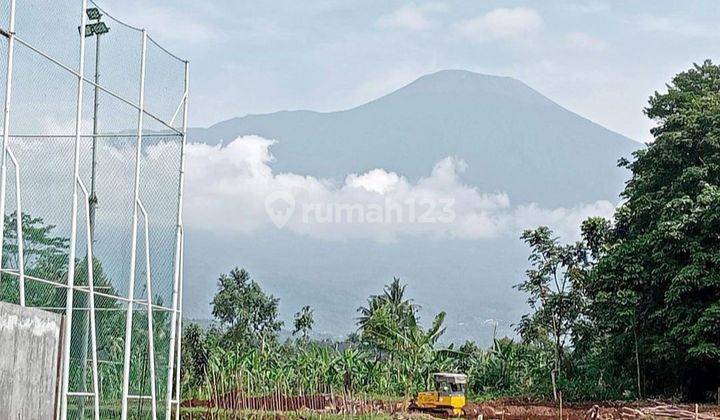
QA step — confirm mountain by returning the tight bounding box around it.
[189,70,639,208]
[183,70,642,344]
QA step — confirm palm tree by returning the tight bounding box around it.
[356,278,449,400]
[357,278,420,347]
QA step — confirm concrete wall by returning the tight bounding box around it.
[0,301,62,419]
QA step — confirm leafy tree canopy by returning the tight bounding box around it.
[292,305,314,339]
[211,267,283,350]
[588,60,720,399]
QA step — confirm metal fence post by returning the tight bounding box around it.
[138,200,157,420]
[7,149,25,307]
[173,228,184,420]
[0,0,16,303]
[60,0,89,419]
[77,179,101,420]
[120,28,147,420]
[165,60,188,420]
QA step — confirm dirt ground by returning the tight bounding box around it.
[470,399,720,419]
[183,394,720,419]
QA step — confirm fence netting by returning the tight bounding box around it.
[0,1,187,419]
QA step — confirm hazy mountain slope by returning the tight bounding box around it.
[183,70,642,343]
[183,230,529,344]
[189,70,639,207]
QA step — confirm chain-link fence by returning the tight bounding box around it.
[0,1,187,419]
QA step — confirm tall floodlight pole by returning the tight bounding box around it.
[79,8,109,420]
[86,7,108,244]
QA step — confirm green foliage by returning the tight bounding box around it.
[584,60,720,400]
[292,305,314,339]
[357,278,420,351]
[357,278,447,398]
[462,338,552,399]
[184,272,566,402]
[0,212,70,305]
[181,323,212,390]
[212,267,283,350]
[516,226,590,375]
[0,212,168,405]
[515,226,631,401]
[3,212,70,272]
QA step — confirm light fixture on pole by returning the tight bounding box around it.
[83,7,109,245]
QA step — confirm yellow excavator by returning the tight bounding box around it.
[409,373,477,417]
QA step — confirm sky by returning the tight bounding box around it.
[97,0,720,143]
[8,0,714,339]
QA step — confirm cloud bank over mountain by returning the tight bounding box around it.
[183,136,615,242]
[3,132,614,246]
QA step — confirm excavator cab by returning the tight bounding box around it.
[412,373,468,417]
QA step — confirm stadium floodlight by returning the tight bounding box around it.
[83,22,110,37]
[79,8,109,38]
[86,7,102,20]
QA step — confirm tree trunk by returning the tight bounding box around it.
[551,313,561,401]
[634,325,642,399]
[404,360,415,404]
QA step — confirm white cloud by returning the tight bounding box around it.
[562,1,609,14]
[456,7,542,42]
[4,135,615,245]
[376,3,445,31]
[511,201,616,241]
[346,169,402,194]
[182,136,615,242]
[101,2,222,44]
[636,14,720,39]
[565,32,606,51]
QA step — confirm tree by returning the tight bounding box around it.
[516,226,591,399]
[3,212,70,271]
[292,305,314,340]
[181,323,211,388]
[357,278,446,398]
[0,212,70,306]
[357,277,419,351]
[585,60,720,399]
[211,267,283,351]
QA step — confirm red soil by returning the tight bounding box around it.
[184,393,720,419]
